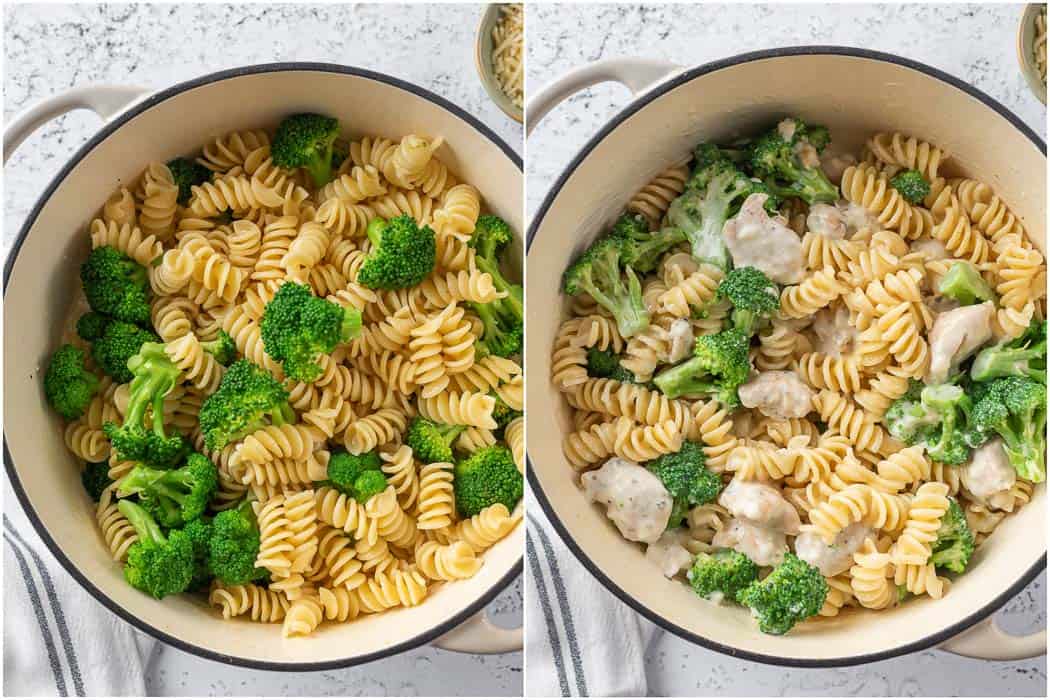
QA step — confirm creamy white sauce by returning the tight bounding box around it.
[794,141,821,169]
[737,370,814,420]
[712,518,788,567]
[841,201,880,236]
[806,203,847,240]
[777,118,798,142]
[722,193,805,284]
[821,153,857,184]
[582,457,673,544]
[795,523,872,576]
[927,301,995,384]
[666,319,694,363]
[961,439,1017,510]
[645,529,695,578]
[718,479,801,535]
[912,238,949,261]
[811,305,856,357]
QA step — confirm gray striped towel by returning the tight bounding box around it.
[525,488,658,697]
[4,476,156,696]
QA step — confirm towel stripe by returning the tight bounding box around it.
[4,532,67,696]
[526,529,571,696]
[529,515,589,697]
[5,517,85,695]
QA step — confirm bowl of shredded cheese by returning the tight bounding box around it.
[476,3,524,123]
[1018,3,1046,104]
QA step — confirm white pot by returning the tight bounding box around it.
[3,63,523,669]
[526,47,1046,666]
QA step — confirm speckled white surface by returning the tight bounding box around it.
[527,3,1046,696]
[3,3,522,696]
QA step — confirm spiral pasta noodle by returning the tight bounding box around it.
[840,163,934,240]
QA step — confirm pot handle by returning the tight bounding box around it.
[940,615,1046,660]
[432,609,523,654]
[526,57,682,136]
[3,84,150,163]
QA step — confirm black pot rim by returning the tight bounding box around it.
[4,61,523,671]
[526,45,1046,668]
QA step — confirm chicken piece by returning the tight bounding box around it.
[666,319,694,363]
[645,529,695,578]
[926,301,995,384]
[737,370,815,420]
[806,203,847,240]
[961,438,1017,511]
[912,238,949,261]
[821,152,857,184]
[841,201,881,236]
[718,478,801,535]
[811,304,856,357]
[795,522,872,576]
[722,193,805,285]
[712,518,788,567]
[582,457,673,544]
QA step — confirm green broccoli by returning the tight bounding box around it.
[937,261,996,306]
[563,235,649,339]
[118,500,195,599]
[883,381,973,464]
[490,394,522,433]
[736,553,829,635]
[208,500,267,586]
[586,347,621,378]
[102,342,187,466]
[330,138,349,171]
[270,113,340,188]
[326,449,389,501]
[406,416,466,464]
[357,215,437,290]
[259,282,363,382]
[197,359,294,451]
[353,471,389,503]
[117,453,218,528]
[165,157,211,205]
[91,320,158,384]
[76,311,112,343]
[970,319,1046,383]
[469,215,523,357]
[716,266,780,336]
[201,330,236,366]
[652,328,751,404]
[748,118,838,204]
[80,246,151,325]
[890,169,931,204]
[930,498,975,574]
[43,344,100,419]
[969,377,1046,482]
[647,441,722,528]
[182,517,214,590]
[687,549,759,602]
[454,445,523,517]
[608,365,638,384]
[81,461,112,502]
[612,213,688,274]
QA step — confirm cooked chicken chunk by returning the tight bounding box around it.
[718,478,801,535]
[811,304,856,357]
[666,319,694,363]
[582,457,673,544]
[795,522,872,576]
[961,439,1017,511]
[806,203,847,240]
[737,371,815,420]
[927,301,995,384]
[712,518,788,568]
[645,529,695,578]
[722,193,805,284]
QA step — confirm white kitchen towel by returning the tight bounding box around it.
[525,504,659,697]
[4,477,156,697]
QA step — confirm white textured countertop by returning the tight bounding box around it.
[527,3,1046,696]
[3,3,522,696]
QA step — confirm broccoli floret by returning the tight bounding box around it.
[586,347,621,378]
[609,365,638,384]
[80,246,151,325]
[736,553,828,635]
[938,261,997,306]
[889,169,931,204]
[118,500,195,599]
[353,470,389,502]
[687,549,759,602]
[406,417,466,464]
[102,342,187,466]
[647,441,722,527]
[209,500,267,586]
[930,498,975,574]
[653,328,751,403]
[469,215,523,358]
[270,113,340,188]
[260,282,363,382]
[612,213,688,274]
[490,395,522,433]
[197,359,294,451]
[166,157,211,205]
[970,377,1046,482]
[81,461,112,502]
[43,344,100,419]
[76,311,111,343]
[182,517,214,590]
[326,449,380,489]
[716,266,780,336]
[748,118,838,204]
[454,445,523,517]
[201,330,236,366]
[117,453,218,529]
[563,235,649,338]
[883,380,974,463]
[971,320,1046,383]
[356,215,437,290]
[331,138,349,171]
[91,321,158,384]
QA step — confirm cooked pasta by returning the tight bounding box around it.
[491,3,524,109]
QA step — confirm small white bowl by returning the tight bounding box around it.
[475,4,524,123]
[1018,3,1046,105]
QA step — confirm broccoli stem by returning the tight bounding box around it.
[118,500,164,545]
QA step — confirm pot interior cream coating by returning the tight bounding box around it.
[4,68,523,666]
[527,53,1046,661]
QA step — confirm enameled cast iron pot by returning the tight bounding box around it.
[526,47,1046,666]
[3,63,523,669]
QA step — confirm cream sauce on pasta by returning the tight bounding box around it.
[582,457,672,544]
